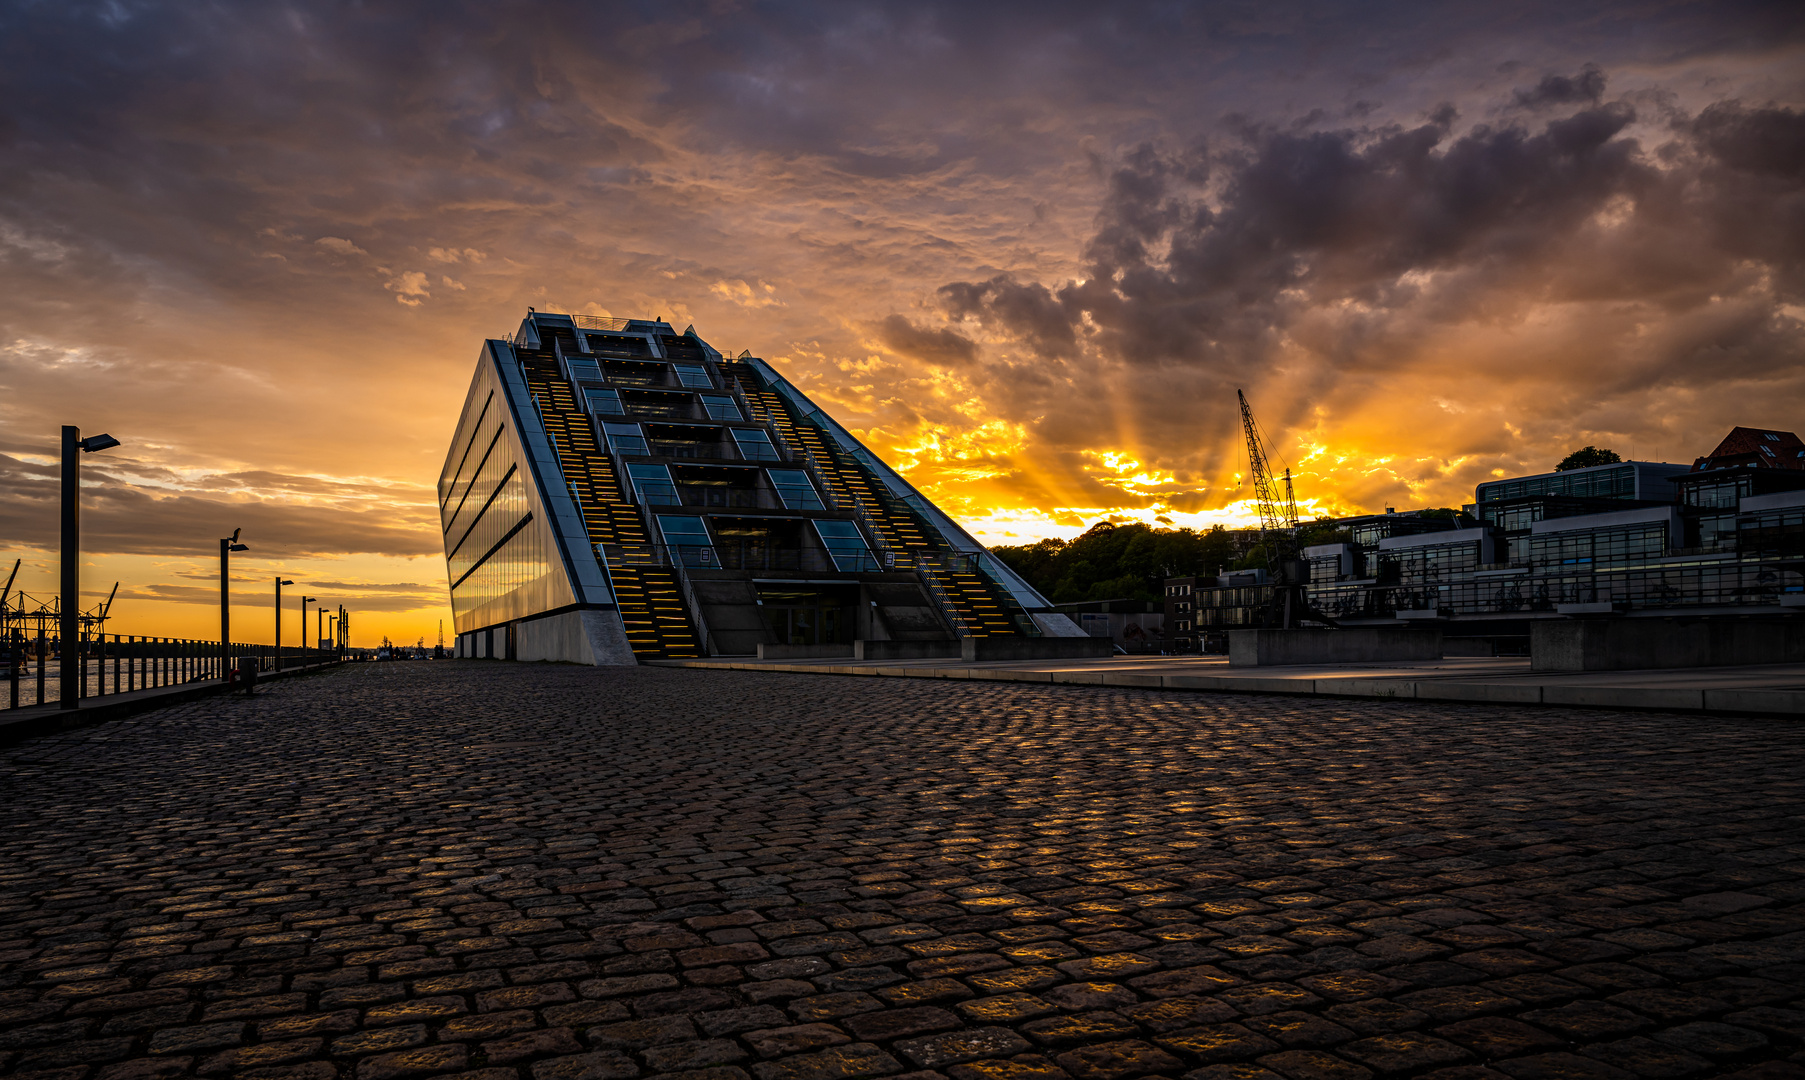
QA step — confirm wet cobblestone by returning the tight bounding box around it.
[1,661,1802,1080]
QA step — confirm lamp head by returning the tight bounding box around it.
[230,528,241,543]
[278,579,294,586]
[78,433,120,453]
[230,544,249,552]
[302,596,316,603]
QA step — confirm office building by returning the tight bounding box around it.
[439,311,1078,664]
[1171,427,1805,649]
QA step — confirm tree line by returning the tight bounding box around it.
[989,513,1458,604]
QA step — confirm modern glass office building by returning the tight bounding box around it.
[440,311,1078,663]
[1171,427,1805,651]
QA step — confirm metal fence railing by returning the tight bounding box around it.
[570,314,635,332]
[598,542,888,574]
[2,633,339,711]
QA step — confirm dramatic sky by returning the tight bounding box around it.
[3,0,1803,644]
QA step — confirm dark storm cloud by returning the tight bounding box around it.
[934,96,1804,382]
[1692,101,1805,177]
[873,315,979,366]
[939,277,1079,360]
[1514,64,1607,109]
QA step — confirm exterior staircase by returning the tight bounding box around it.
[725,358,1026,639]
[519,351,702,659]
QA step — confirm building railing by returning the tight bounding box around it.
[598,542,886,573]
[608,436,788,467]
[912,563,972,637]
[1662,543,1740,559]
[2,633,337,712]
[570,314,636,332]
[633,483,786,509]
[668,556,714,657]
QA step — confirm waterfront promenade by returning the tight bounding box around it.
[1,662,1801,1080]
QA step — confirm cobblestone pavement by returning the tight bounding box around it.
[2,663,1803,1080]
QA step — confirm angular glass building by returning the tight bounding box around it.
[440,311,1077,663]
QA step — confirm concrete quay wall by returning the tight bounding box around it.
[1533,616,1805,671]
[962,636,1117,662]
[1229,628,1443,666]
[855,639,960,660]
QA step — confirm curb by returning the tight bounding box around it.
[648,659,1805,718]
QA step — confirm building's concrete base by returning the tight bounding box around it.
[962,636,1116,662]
[509,608,636,666]
[1532,616,1805,672]
[855,639,960,660]
[1229,628,1443,667]
[757,640,967,660]
[1031,612,1091,637]
[758,643,854,660]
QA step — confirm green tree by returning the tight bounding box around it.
[990,520,1239,603]
[1556,446,1622,471]
[1295,516,1350,547]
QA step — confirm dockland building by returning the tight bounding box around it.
[439,311,1081,664]
[1168,427,1805,653]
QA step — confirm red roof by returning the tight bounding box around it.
[1693,426,1805,471]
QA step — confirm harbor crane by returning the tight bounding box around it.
[1237,389,1337,630]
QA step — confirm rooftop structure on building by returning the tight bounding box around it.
[1693,426,1805,472]
[439,310,1084,663]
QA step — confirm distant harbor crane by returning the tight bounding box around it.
[1236,389,1336,630]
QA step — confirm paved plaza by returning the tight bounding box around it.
[1,663,1802,1080]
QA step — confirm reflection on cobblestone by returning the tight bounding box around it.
[1,662,1801,1080]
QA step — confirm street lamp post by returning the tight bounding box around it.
[316,606,327,657]
[220,528,248,681]
[274,577,294,670]
[300,596,316,666]
[61,426,120,710]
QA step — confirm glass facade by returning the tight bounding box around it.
[1193,585,1274,627]
[673,363,714,388]
[1290,475,1804,621]
[603,422,649,456]
[1381,540,1484,585]
[1740,505,1805,562]
[438,351,583,634]
[584,387,625,416]
[627,462,678,504]
[700,393,743,421]
[1477,464,1637,502]
[759,585,856,645]
[813,519,875,571]
[730,428,782,461]
[1678,473,1754,509]
[656,514,717,566]
[768,469,824,510]
[1344,516,1454,548]
[1529,523,1670,569]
